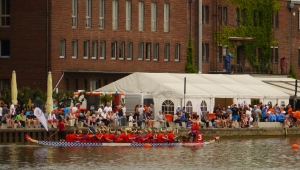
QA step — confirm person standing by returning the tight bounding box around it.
[58,119,66,142]
[9,102,16,120]
[231,104,239,128]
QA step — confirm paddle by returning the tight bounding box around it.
[46,129,59,141]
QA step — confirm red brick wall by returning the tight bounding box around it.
[50,0,192,90]
[0,0,48,90]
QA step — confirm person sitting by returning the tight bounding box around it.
[156,111,167,128]
[2,111,14,128]
[166,128,178,143]
[146,112,155,129]
[26,111,37,128]
[174,111,183,128]
[48,111,59,128]
[15,111,25,128]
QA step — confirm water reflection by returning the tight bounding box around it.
[0,138,300,169]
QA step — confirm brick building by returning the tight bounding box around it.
[0,0,299,94]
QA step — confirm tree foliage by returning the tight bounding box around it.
[185,36,197,73]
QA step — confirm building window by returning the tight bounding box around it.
[126,1,131,30]
[151,3,157,32]
[66,79,69,90]
[0,40,10,58]
[72,40,77,59]
[186,101,193,114]
[75,79,78,90]
[86,0,91,28]
[218,46,222,63]
[271,47,278,64]
[0,79,9,97]
[138,42,144,60]
[218,7,222,25]
[84,40,89,59]
[203,6,209,24]
[127,42,132,60]
[112,0,118,30]
[138,2,144,31]
[92,41,97,59]
[111,41,117,59]
[161,100,174,115]
[223,7,227,25]
[99,0,105,29]
[59,40,66,58]
[100,41,106,59]
[119,41,124,60]
[153,43,159,61]
[241,9,245,25]
[145,43,151,60]
[72,0,77,28]
[236,8,240,26]
[164,43,169,61]
[298,49,300,68]
[200,100,207,112]
[175,44,180,61]
[203,43,209,62]
[164,3,170,32]
[90,80,98,91]
[0,0,10,26]
[84,79,88,90]
[273,11,278,28]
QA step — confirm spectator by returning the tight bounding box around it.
[2,111,14,128]
[48,111,59,128]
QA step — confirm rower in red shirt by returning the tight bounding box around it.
[134,130,143,143]
[166,128,178,143]
[120,129,127,142]
[103,129,110,143]
[115,131,124,143]
[108,130,115,142]
[152,130,158,143]
[128,130,137,143]
[188,120,200,142]
[96,129,104,142]
[146,128,153,143]
[157,129,166,143]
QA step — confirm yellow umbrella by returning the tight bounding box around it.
[11,70,18,105]
[46,71,53,114]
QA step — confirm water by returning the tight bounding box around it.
[1,137,300,170]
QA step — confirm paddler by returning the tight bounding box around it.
[188,120,200,142]
[166,128,178,143]
[146,128,153,143]
[157,128,166,143]
[95,129,104,142]
[108,129,115,142]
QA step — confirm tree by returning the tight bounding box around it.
[185,36,197,73]
[100,93,113,106]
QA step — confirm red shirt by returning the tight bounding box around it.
[115,135,123,143]
[103,133,110,142]
[69,134,77,142]
[120,133,127,142]
[109,134,115,141]
[152,133,158,142]
[146,133,153,143]
[134,135,143,143]
[157,133,165,143]
[76,134,83,142]
[167,133,175,143]
[191,124,200,134]
[96,133,104,142]
[58,122,65,131]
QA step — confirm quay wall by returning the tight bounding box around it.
[0,127,300,143]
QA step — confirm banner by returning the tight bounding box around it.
[34,107,48,131]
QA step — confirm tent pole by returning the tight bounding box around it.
[294,79,297,110]
[184,77,186,109]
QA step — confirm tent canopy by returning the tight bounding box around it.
[95,73,290,100]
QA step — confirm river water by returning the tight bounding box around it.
[1,137,300,170]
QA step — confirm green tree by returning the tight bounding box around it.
[0,89,11,105]
[185,36,197,73]
[18,87,33,108]
[100,93,113,106]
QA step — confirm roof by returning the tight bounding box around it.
[95,73,290,99]
[254,76,299,98]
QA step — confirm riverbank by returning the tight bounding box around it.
[1,126,299,143]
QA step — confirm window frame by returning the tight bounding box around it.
[146,43,151,60]
[119,41,125,60]
[273,11,278,29]
[138,2,144,31]
[164,3,170,32]
[72,40,78,59]
[203,43,209,62]
[161,100,174,115]
[99,0,105,29]
[151,2,157,32]
[59,39,66,59]
[164,43,170,61]
[92,41,98,59]
[112,0,118,30]
[127,42,133,60]
[0,40,10,58]
[200,100,207,112]
[72,0,78,28]
[111,41,117,60]
[223,7,227,25]
[0,0,10,27]
[84,40,89,59]
[203,6,209,24]
[100,41,106,59]
[138,42,144,60]
[86,0,91,28]
[175,44,180,61]
[153,43,159,61]
[126,1,131,30]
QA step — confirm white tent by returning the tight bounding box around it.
[95,73,290,113]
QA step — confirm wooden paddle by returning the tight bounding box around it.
[46,129,59,141]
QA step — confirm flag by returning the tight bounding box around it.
[34,107,48,131]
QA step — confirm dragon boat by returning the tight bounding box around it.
[25,133,219,147]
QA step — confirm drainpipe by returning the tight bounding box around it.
[198,0,202,73]
[46,0,49,73]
